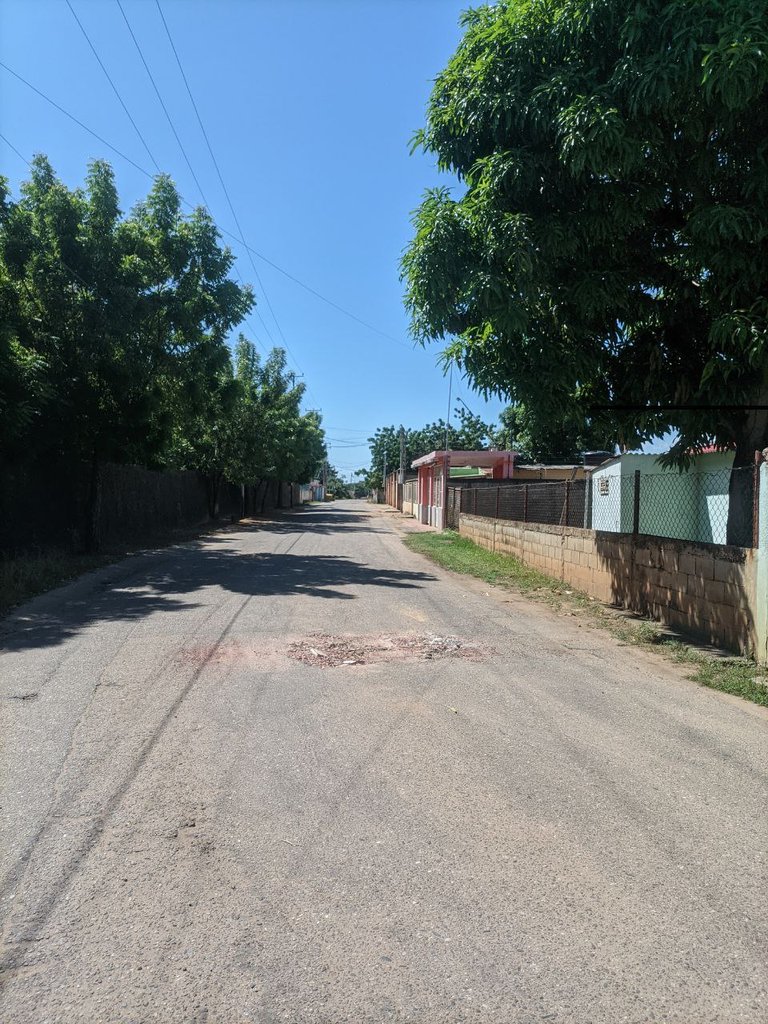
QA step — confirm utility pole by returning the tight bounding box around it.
[442,362,454,529]
[398,426,406,485]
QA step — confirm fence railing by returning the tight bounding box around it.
[447,479,586,530]
[448,464,758,548]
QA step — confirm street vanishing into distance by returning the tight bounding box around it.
[1,502,766,1023]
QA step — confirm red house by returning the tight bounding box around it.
[411,450,516,528]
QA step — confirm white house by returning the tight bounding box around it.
[590,449,735,544]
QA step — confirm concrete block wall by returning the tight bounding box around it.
[460,513,759,658]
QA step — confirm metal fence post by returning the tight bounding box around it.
[474,488,478,515]
[754,450,762,549]
[564,480,570,526]
[632,469,641,535]
[583,475,592,528]
[496,486,500,519]
[524,484,529,523]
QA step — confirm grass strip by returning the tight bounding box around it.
[0,550,113,618]
[404,530,768,708]
[0,520,239,618]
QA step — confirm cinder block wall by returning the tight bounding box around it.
[459,514,758,657]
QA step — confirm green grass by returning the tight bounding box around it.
[0,519,238,618]
[663,642,768,706]
[404,531,562,595]
[404,530,768,708]
[0,549,112,618]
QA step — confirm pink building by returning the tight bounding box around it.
[411,450,517,528]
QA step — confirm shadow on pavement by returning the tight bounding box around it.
[0,521,435,653]
[248,506,389,535]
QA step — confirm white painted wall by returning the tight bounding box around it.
[591,452,734,542]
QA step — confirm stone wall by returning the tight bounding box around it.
[460,514,758,657]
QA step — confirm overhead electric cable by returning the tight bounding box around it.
[53,12,280,367]
[0,59,413,352]
[153,0,309,380]
[0,131,31,167]
[0,132,95,290]
[0,60,152,178]
[64,0,161,174]
[114,0,212,210]
[234,244,414,350]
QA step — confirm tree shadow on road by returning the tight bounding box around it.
[245,506,390,535]
[0,542,436,653]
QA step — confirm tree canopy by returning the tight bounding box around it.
[0,157,326,509]
[494,403,614,464]
[359,399,615,488]
[402,0,768,485]
[360,405,498,489]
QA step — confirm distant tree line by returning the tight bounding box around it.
[0,157,327,523]
[359,403,612,489]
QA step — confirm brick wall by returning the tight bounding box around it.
[460,514,758,657]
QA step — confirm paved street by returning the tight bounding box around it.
[1,500,766,1023]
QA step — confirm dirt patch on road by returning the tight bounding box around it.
[177,632,490,670]
[177,641,286,670]
[287,632,488,668]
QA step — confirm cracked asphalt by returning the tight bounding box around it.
[1,500,766,1023]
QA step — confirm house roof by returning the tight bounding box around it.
[690,444,735,455]
[410,450,516,470]
[515,463,583,471]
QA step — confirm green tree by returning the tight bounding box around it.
[324,465,349,498]
[493,404,615,463]
[403,1,768,543]
[0,158,252,466]
[362,405,497,488]
[176,336,327,511]
[0,158,253,540]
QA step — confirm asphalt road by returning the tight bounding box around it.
[1,500,767,1023]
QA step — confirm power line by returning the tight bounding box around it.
[64,0,161,174]
[234,242,414,350]
[0,60,151,178]
[0,133,316,411]
[114,0,212,211]
[56,8,286,375]
[153,0,310,387]
[0,132,97,291]
[0,58,414,352]
[0,131,30,167]
[61,3,305,391]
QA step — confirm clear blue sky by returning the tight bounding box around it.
[1,0,512,475]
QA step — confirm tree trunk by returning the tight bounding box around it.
[207,471,221,520]
[86,453,102,553]
[255,479,265,514]
[726,400,768,546]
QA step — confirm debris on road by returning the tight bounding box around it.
[287,632,487,668]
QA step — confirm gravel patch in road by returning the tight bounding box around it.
[287,632,488,667]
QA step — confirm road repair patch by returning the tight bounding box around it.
[177,632,490,670]
[286,632,487,668]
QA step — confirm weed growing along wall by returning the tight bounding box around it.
[460,514,760,659]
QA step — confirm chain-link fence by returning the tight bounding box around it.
[590,464,755,547]
[450,465,757,547]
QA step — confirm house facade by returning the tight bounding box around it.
[590,450,735,544]
[410,450,516,528]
